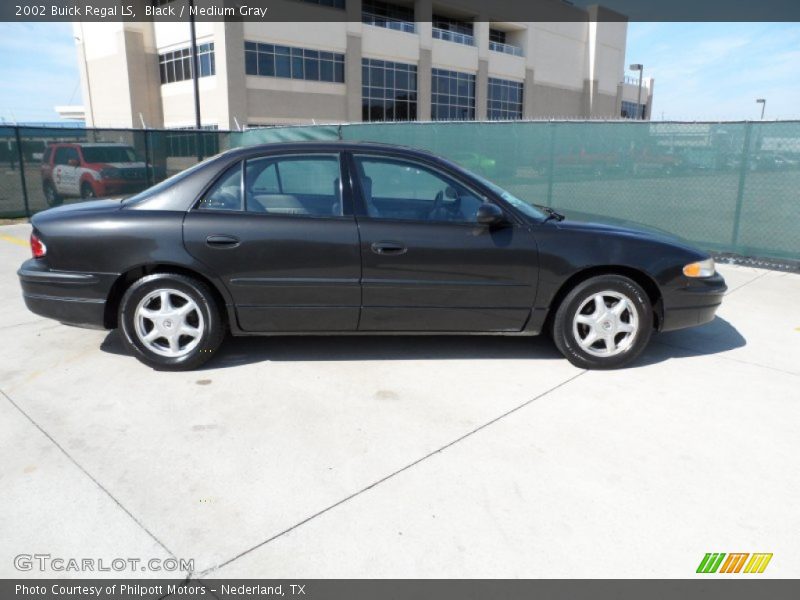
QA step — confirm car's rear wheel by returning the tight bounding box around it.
[43,181,62,207]
[118,273,225,370]
[552,274,653,369]
[80,181,96,199]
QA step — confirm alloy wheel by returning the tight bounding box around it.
[134,288,204,358]
[572,290,638,357]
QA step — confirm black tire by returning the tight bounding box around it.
[43,181,62,207]
[551,274,653,370]
[118,273,226,371]
[80,181,96,199]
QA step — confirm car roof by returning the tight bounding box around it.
[220,140,437,160]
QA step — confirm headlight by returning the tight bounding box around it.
[100,167,119,178]
[683,258,716,278]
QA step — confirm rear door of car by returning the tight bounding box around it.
[183,150,362,332]
[346,151,539,332]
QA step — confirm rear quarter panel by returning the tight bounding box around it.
[32,207,229,304]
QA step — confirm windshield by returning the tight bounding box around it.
[82,146,137,163]
[470,173,547,221]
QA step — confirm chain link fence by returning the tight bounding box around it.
[2,121,798,261]
[0,126,232,219]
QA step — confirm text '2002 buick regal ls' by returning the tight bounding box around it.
[17,142,726,371]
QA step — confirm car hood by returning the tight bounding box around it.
[552,208,702,253]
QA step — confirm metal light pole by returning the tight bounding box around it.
[629,63,644,119]
[756,98,766,120]
[188,0,203,160]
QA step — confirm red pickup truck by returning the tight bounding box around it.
[41,142,149,206]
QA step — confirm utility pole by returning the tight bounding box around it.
[756,98,766,120]
[188,0,203,160]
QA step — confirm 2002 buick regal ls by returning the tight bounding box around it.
[17,142,726,371]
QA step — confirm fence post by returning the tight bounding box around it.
[13,126,31,218]
[731,121,752,251]
[143,129,153,187]
[546,121,556,206]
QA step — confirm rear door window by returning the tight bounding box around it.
[197,163,243,211]
[245,154,342,217]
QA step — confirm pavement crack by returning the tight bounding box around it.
[724,270,770,295]
[0,387,180,566]
[200,370,587,576]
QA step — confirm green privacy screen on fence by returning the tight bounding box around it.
[2,121,798,260]
[339,121,800,261]
[237,120,800,260]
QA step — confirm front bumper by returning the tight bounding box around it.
[18,259,117,329]
[659,272,727,332]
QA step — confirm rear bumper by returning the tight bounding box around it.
[660,273,727,332]
[17,259,117,329]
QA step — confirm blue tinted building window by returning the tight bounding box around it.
[245,42,345,83]
[362,58,417,121]
[159,43,215,84]
[488,77,523,120]
[431,68,475,120]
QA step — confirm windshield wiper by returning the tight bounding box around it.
[540,206,565,222]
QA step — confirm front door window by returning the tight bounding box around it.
[353,155,487,223]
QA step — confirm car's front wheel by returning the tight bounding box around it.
[552,274,653,369]
[118,273,225,370]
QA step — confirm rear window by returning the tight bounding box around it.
[82,146,137,163]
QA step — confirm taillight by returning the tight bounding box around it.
[30,233,46,258]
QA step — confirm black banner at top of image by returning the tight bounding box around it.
[3,0,800,23]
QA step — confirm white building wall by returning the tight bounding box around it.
[74,7,645,127]
[243,21,348,51]
[529,22,589,91]
[361,26,419,62]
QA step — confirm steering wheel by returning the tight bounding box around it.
[428,190,444,219]
[428,189,463,221]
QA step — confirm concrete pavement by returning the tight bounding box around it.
[1,222,798,579]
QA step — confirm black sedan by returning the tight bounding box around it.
[17,142,726,370]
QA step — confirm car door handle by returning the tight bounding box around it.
[371,241,407,256]
[206,234,240,248]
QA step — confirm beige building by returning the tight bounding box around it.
[73,0,654,130]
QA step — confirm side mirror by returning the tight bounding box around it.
[68,159,79,167]
[476,204,506,227]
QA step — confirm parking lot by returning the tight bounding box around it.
[1,221,798,579]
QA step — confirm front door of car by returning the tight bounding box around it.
[183,152,361,332]
[53,146,81,196]
[348,153,539,332]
